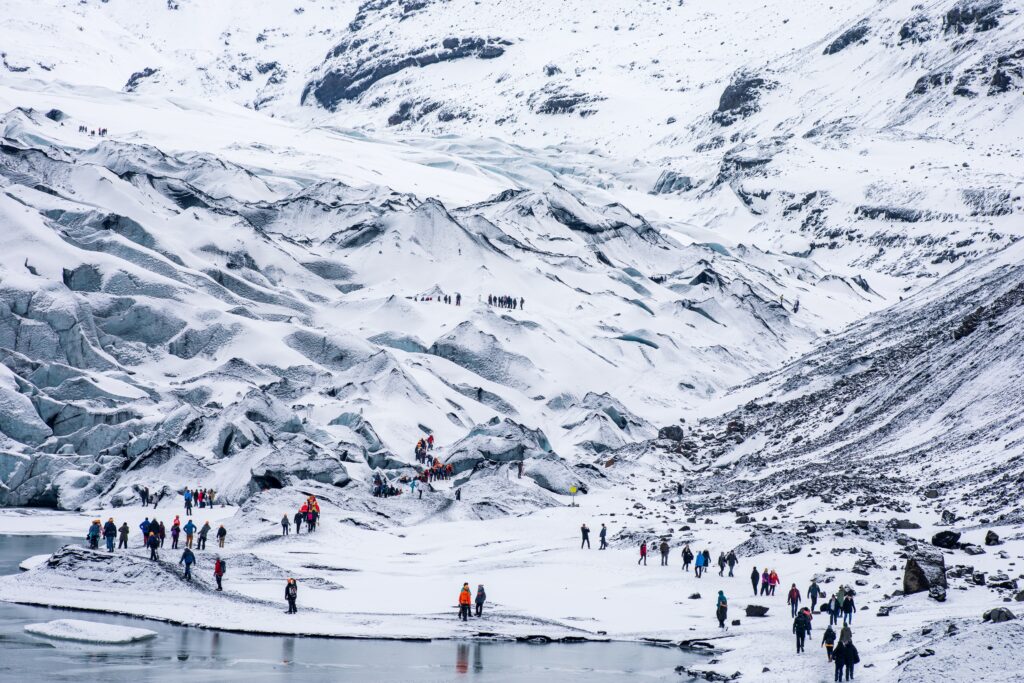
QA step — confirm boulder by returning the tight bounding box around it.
[904,546,948,594]
[983,608,1016,623]
[658,425,686,441]
[892,519,922,530]
[985,530,1001,546]
[931,530,961,549]
[928,585,947,602]
[745,605,769,617]
[963,544,986,556]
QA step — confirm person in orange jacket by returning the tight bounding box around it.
[458,583,472,621]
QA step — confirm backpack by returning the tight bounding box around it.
[218,560,226,574]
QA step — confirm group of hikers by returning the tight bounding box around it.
[281,496,321,533]
[414,435,435,462]
[785,580,861,681]
[487,294,524,310]
[84,516,228,589]
[372,471,404,498]
[183,487,217,514]
[415,293,462,306]
[753,567,782,595]
[77,124,108,136]
[457,582,487,620]
[579,524,862,680]
[136,485,163,508]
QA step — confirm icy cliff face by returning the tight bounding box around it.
[0,105,881,509]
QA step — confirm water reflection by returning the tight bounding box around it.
[282,635,295,665]
[456,642,468,674]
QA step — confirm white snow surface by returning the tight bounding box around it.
[0,2,1022,682]
[24,618,157,643]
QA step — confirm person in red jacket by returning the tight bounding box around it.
[638,541,648,566]
[458,583,472,621]
[788,583,802,617]
[214,556,225,591]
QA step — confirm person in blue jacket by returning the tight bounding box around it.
[102,518,117,552]
[139,518,151,546]
[183,519,197,548]
[86,520,101,549]
[179,547,196,580]
[694,549,707,578]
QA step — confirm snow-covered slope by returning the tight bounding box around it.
[628,235,1024,521]
[1,0,1020,282]
[0,97,882,509]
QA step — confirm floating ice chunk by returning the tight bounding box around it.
[24,619,157,644]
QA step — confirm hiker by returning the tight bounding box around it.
[179,547,196,580]
[140,486,149,507]
[638,541,648,565]
[517,461,524,479]
[833,637,859,681]
[285,578,298,614]
[118,521,130,549]
[217,524,227,548]
[599,523,608,550]
[183,519,196,548]
[822,624,837,662]
[841,593,856,624]
[101,518,117,551]
[793,607,812,653]
[676,482,683,495]
[750,566,760,595]
[214,556,225,591]
[427,434,434,450]
[281,514,290,536]
[184,488,193,514]
[760,568,771,595]
[717,552,727,576]
[475,584,487,617]
[659,540,670,566]
[86,519,101,550]
[140,517,151,545]
[839,623,852,646]
[716,591,728,629]
[726,550,738,576]
[294,509,303,535]
[147,532,160,561]
[158,521,166,547]
[198,521,211,550]
[580,524,591,549]
[768,569,780,595]
[828,594,841,626]
[788,583,802,618]
[694,549,707,578]
[455,488,461,502]
[208,488,217,507]
[152,487,162,509]
[682,545,694,572]
[808,579,823,612]
[171,520,181,549]
[458,583,472,621]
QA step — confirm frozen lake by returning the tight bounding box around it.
[0,535,698,682]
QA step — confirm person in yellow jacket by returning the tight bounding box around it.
[458,583,472,621]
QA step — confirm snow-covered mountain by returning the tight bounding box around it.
[3,0,1020,282]
[0,2,1023,680]
[0,102,882,508]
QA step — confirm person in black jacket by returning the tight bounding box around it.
[681,545,694,572]
[822,624,837,661]
[102,518,117,552]
[833,640,860,681]
[475,585,486,617]
[750,566,759,595]
[793,610,812,653]
[285,578,298,614]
